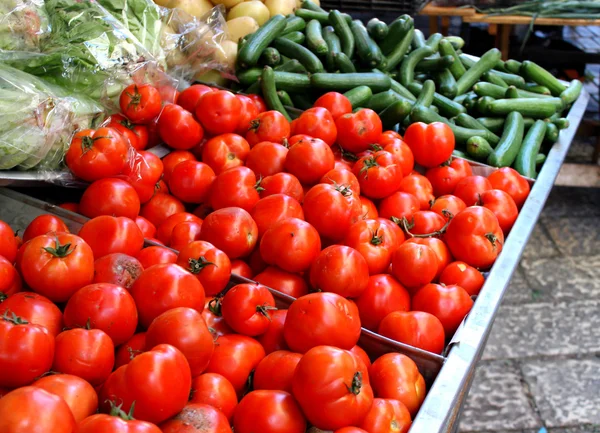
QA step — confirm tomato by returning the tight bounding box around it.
[487,167,530,208]
[360,398,412,433]
[284,292,361,353]
[246,111,291,146]
[379,311,445,354]
[336,108,382,153]
[211,166,261,212]
[285,137,335,185]
[178,84,213,113]
[120,84,162,124]
[121,150,164,203]
[200,207,258,259]
[221,283,276,336]
[136,246,177,268]
[320,167,361,196]
[378,191,420,221]
[206,334,265,395]
[426,157,473,197]
[453,175,492,206]
[430,194,466,220]
[0,292,63,337]
[77,412,161,433]
[114,332,146,369]
[80,178,140,220]
[107,114,149,150]
[412,283,474,336]
[353,151,403,200]
[260,218,321,273]
[135,216,156,238]
[245,141,289,178]
[291,107,337,146]
[251,194,304,239]
[166,217,203,248]
[248,94,267,113]
[146,117,161,149]
[65,127,130,182]
[141,193,185,227]
[20,233,94,302]
[100,344,191,424]
[251,308,286,355]
[292,345,373,430]
[391,242,438,289]
[440,261,485,296]
[229,260,252,279]
[162,151,196,184]
[201,134,249,175]
[0,256,21,300]
[405,237,452,279]
[196,90,242,135]
[254,350,302,394]
[175,240,229,294]
[404,122,454,168]
[0,387,76,433]
[32,374,98,423]
[236,94,261,134]
[335,428,369,433]
[203,298,233,339]
[190,373,238,422]
[379,136,414,177]
[314,92,353,119]
[130,263,205,328]
[399,173,435,210]
[354,274,410,331]
[310,245,369,298]
[234,390,306,433]
[254,267,308,298]
[79,216,144,259]
[168,160,216,204]
[350,345,371,369]
[404,210,446,236]
[59,202,79,213]
[156,212,202,245]
[160,403,232,433]
[445,206,504,269]
[260,172,305,203]
[23,215,69,242]
[92,253,143,290]
[479,189,519,234]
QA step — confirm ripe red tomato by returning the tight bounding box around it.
[354,274,410,331]
[120,84,162,124]
[246,111,290,146]
[77,412,161,433]
[426,157,473,197]
[211,166,261,212]
[488,166,531,209]
[404,122,454,168]
[203,298,233,339]
[404,210,446,236]
[0,256,22,300]
[121,150,164,203]
[260,218,321,273]
[168,160,216,204]
[236,94,261,134]
[100,344,191,424]
[196,90,242,135]
[260,172,305,203]
[59,202,79,213]
[335,428,369,433]
[248,94,267,112]
[445,206,504,269]
[291,107,337,146]
[453,175,493,206]
[65,127,130,182]
[254,350,302,394]
[234,390,306,433]
[162,150,196,183]
[79,216,144,259]
[391,242,438,289]
[256,309,288,354]
[92,252,143,290]
[107,114,149,150]
[221,283,276,336]
[353,151,403,199]
[344,219,403,275]
[141,193,185,227]
[200,207,258,259]
[378,191,420,221]
[135,216,156,238]
[314,92,352,119]
[284,292,361,353]
[336,108,382,153]
[156,212,202,245]
[245,141,288,178]
[350,345,372,369]
[177,240,231,295]
[251,194,304,239]
[405,237,452,279]
[254,267,308,298]
[177,84,213,113]
[310,245,369,298]
[202,133,250,175]
[231,259,253,278]
[379,311,446,354]
[440,261,485,296]
[360,398,412,433]
[114,332,146,369]
[190,373,238,422]
[479,189,519,234]
[22,215,69,242]
[170,220,204,249]
[285,137,335,185]
[379,135,414,176]
[0,221,18,263]
[32,374,98,423]
[320,167,361,195]
[430,194,466,220]
[412,283,474,336]
[0,387,76,433]
[136,246,177,268]
[161,403,233,433]
[292,346,373,430]
[0,292,62,337]
[359,196,377,219]
[399,172,435,210]
[130,263,205,328]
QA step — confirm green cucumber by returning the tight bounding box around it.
[525,83,552,95]
[505,86,554,99]
[435,69,458,99]
[295,9,330,24]
[379,17,413,55]
[273,72,311,92]
[560,79,583,105]
[238,15,287,68]
[413,79,435,109]
[385,74,417,101]
[344,86,373,108]
[259,47,281,66]
[462,92,479,112]
[275,59,307,73]
[310,72,392,93]
[290,93,314,110]
[237,68,262,86]
[505,59,522,75]
[536,153,546,166]
[455,113,500,141]
[322,26,341,71]
[407,81,466,117]
[455,48,502,95]
[272,38,324,73]
[461,55,526,88]
[281,31,306,44]
[302,0,325,12]
[487,111,525,167]
[282,16,306,34]
[277,90,294,107]
[452,149,468,158]
[367,90,404,112]
[553,117,569,130]
[414,73,429,82]
[412,29,427,49]
[483,97,562,118]
[245,81,261,95]
[545,121,559,143]
[382,27,414,72]
[306,20,329,55]
[426,33,443,51]
[367,18,389,41]
[477,117,505,134]
[261,66,291,121]
[514,119,547,177]
[444,36,465,50]
[329,10,355,59]
[415,55,455,72]
[398,46,434,86]
[351,20,384,68]
[466,136,494,161]
[520,61,567,96]
[473,82,507,99]
[379,99,412,129]
[482,71,509,88]
[439,39,466,80]
[334,52,356,73]
[493,60,508,72]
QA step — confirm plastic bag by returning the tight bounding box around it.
[0,0,51,52]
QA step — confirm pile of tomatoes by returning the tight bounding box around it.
[0,82,532,433]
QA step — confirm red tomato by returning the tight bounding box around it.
[196,90,242,135]
[248,94,267,113]
[292,346,373,430]
[65,127,130,182]
[430,194,466,220]
[200,207,258,259]
[404,210,446,236]
[162,150,196,183]
[354,274,410,331]
[404,122,454,168]
[0,292,63,337]
[309,245,369,298]
[114,332,146,369]
[120,84,162,124]
[285,137,335,185]
[107,114,149,150]
[79,216,144,259]
[391,242,438,289]
[379,136,414,176]
[231,259,253,278]
[160,403,233,433]
[136,246,177,268]
[284,292,361,353]
[260,172,305,203]
[203,298,233,339]
[335,428,369,433]
[479,189,519,234]
[157,83,179,104]
[211,166,261,212]
[246,111,290,146]
[59,202,79,213]
[77,412,161,433]
[260,217,321,273]
[177,240,231,295]
[314,92,352,119]
[358,197,376,220]
[378,191,420,221]
[63,282,138,346]
[405,237,452,279]
[141,193,185,227]
[190,373,238,422]
[23,215,69,242]
[236,94,261,134]
[156,212,202,245]
[453,175,493,206]
[254,350,302,394]
[202,133,250,175]
[487,167,531,208]
[177,84,213,113]
[353,150,403,199]
[20,233,94,302]
[350,345,371,369]
[379,311,446,354]
[100,344,191,424]
[336,108,382,153]
[291,107,337,146]
[169,220,203,250]
[245,141,289,178]
[92,253,144,290]
[234,390,306,433]
[360,398,412,433]
[168,160,216,204]
[320,167,361,196]
[254,267,308,298]
[130,263,205,328]
[399,173,435,210]
[0,256,22,300]
[121,150,164,203]
[251,194,304,240]
[426,157,473,197]
[0,387,76,433]
[412,283,474,336]
[135,216,156,238]
[445,206,504,269]
[32,374,98,423]
[256,309,289,354]
[439,261,485,296]
[221,283,276,336]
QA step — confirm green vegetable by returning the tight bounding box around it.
[560,79,583,105]
[259,47,282,66]
[379,100,412,129]
[281,31,306,44]
[439,39,466,80]
[455,48,502,95]
[329,10,355,58]
[344,86,373,108]
[306,20,329,55]
[366,18,388,40]
[487,111,525,167]
[514,119,547,178]
[322,26,341,71]
[310,72,392,93]
[261,66,291,121]
[467,136,494,161]
[520,60,567,96]
[382,28,414,72]
[482,97,563,118]
[238,15,287,69]
[282,15,306,34]
[272,37,324,73]
[302,0,325,12]
[350,20,384,68]
[398,46,434,86]
[334,52,356,73]
[413,79,435,109]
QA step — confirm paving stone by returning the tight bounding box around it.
[565,139,597,163]
[522,359,600,428]
[545,218,600,257]
[458,361,541,432]
[549,426,600,433]
[502,265,553,305]
[522,222,560,259]
[540,186,600,220]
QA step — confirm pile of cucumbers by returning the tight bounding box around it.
[234,0,583,179]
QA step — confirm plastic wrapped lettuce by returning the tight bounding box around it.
[0,0,50,52]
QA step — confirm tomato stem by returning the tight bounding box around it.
[42,237,75,258]
[208,298,223,317]
[0,292,7,302]
[333,183,353,197]
[369,228,384,246]
[485,232,500,248]
[347,371,363,396]
[188,256,216,274]
[370,143,383,152]
[256,304,277,321]
[126,85,142,111]
[359,156,380,176]
[254,177,265,193]
[337,145,358,162]
[2,310,29,325]
[396,216,453,239]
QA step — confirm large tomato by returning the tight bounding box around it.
[136,246,177,269]
[177,241,231,295]
[320,167,361,195]
[391,242,438,289]
[121,150,164,203]
[135,216,156,238]
[378,191,420,221]
[0,292,63,337]
[0,256,21,300]
[310,245,369,298]
[203,298,232,339]
[234,390,306,433]
[211,166,261,212]
[77,413,161,433]
[335,428,369,433]
[92,253,143,290]
[22,215,69,242]
[160,403,233,433]
[314,92,352,119]
[425,157,473,197]
[177,84,213,113]
[487,167,530,208]
[190,373,238,422]
[100,344,192,424]
[0,221,18,263]
[221,283,276,337]
[32,374,98,423]
[292,346,373,430]
[412,283,474,336]
[251,194,304,239]
[196,90,242,135]
[344,219,403,275]
[336,108,382,153]
[202,133,250,175]
[162,150,196,183]
[429,195,466,220]
[379,134,414,176]
[291,107,337,146]
[353,151,403,199]
[20,233,94,302]
[120,84,162,124]
[247,94,267,112]
[200,207,258,259]
[405,237,452,279]
[254,267,308,298]
[170,220,204,250]
[453,175,493,206]
[284,292,361,353]
[107,113,149,150]
[168,160,216,204]
[479,189,519,234]
[360,196,379,219]
[360,398,412,433]
[246,111,290,146]
[156,212,202,245]
[231,259,253,278]
[114,332,146,369]
[260,172,305,203]
[404,122,454,168]
[253,350,302,394]
[354,274,410,331]
[141,193,185,227]
[158,103,204,150]
[245,141,289,177]
[399,173,435,210]
[285,137,335,185]
[79,216,144,259]
[439,261,485,296]
[236,94,261,134]
[379,311,446,354]
[257,309,289,354]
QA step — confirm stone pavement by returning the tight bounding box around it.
[458,183,600,433]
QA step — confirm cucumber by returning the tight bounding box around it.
[493,60,508,73]
[322,26,341,72]
[487,111,525,167]
[407,81,466,117]
[505,86,554,99]
[295,9,330,24]
[426,33,443,51]
[455,113,500,142]
[385,74,417,101]
[351,20,384,68]
[482,71,509,88]
[306,20,328,55]
[237,68,262,86]
[277,90,294,107]
[259,47,281,66]
[415,55,455,72]
[245,81,261,95]
[273,71,311,92]
[367,90,404,112]
[261,66,291,121]
[483,97,562,119]
[414,73,429,82]
[344,86,373,108]
[379,99,412,129]
[466,136,494,161]
[536,153,547,166]
[272,38,324,73]
[455,48,502,95]
[439,39,467,80]
[545,121,559,143]
[505,59,522,75]
[520,61,567,96]
[525,83,552,95]
[282,16,306,34]
[329,10,355,59]
[413,79,435,109]
[514,119,547,178]
[435,69,458,99]
[477,117,505,134]
[398,46,434,86]
[553,117,569,130]
[379,17,413,55]
[462,92,479,112]
[238,15,287,69]
[275,59,307,73]
[382,28,414,72]
[302,0,325,12]
[412,29,427,49]
[453,149,468,158]
[473,82,507,99]
[334,52,356,73]
[460,55,526,88]
[290,93,314,110]
[281,31,306,44]
[444,36,465,50]
[367,18,389,41]
[560,79,583,105]
[311,72,392,93]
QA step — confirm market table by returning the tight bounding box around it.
[419,4,475,36]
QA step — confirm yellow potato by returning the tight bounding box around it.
[154,0,177,7]
[226,16,259,42]
[213,40,238,70]
[210,0,244,8]
[227,1,270,25]
[171,0,214,17]
[194,69,229,86]
[264,0,296,17]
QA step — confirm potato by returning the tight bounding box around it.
[171,0,214,17]
[210,0,244,8]
[154,0,176,7]
[264,0,296,16]
[214,40,238,70]
[194,69,229,86]
[226,16,259,42]
[161,24,188,68]
[227,1,270,25]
